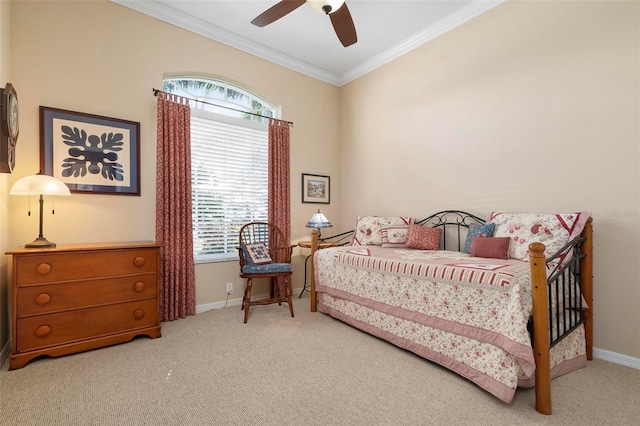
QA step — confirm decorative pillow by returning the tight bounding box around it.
[381,225,410,248]
[487,212,591,261]
[470,237,510,259]
[463,223,495,254]
[243,243,272,265]
[352,216,413,246]
[405,224,442,250]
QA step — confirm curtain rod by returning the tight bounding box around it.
[152,88,293,126]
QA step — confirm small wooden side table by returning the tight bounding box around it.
[297,240,337,299]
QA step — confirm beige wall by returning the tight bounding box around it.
[5,0,342,326]
[339,1,640,359]
[0,0,12,362]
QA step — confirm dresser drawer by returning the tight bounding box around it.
[17,274,157,317]
[15,248,158,285]
[16,299,158,352]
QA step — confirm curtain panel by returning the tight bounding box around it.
[156,93,196,321]
[268,119,291,245]
[267,119,291,298]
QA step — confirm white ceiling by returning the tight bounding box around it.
[111,0,503,86]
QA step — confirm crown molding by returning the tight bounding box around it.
[111,0,503,87]
[111,0,342,85]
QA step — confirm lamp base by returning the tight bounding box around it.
[25,237,56,249]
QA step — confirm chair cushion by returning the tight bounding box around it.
[242,263,292,274]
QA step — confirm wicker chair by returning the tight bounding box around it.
[238,222,295,323]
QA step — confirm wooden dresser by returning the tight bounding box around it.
[6,242,162,370]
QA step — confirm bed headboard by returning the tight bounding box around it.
[414,210,485,252]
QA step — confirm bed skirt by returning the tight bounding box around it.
[318,293,587,403]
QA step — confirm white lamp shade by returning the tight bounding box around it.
[10,174,71,196]
[308,0,345,14]
[306,210,333,229]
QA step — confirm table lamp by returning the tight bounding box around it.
[306,209,333,238]
[10,172,71,248]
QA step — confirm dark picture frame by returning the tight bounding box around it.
[302,173,330,204]
[40,106,140,195]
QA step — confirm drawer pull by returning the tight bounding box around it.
[133,309,145,320]
[35,293,51,305]
[133,281,145,292]
[134,256,146,267]
[36,263,52,275]
[35,325,51,337]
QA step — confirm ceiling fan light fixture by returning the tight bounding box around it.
[308,0,345,15]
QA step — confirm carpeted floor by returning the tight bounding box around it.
[1,296,639,425]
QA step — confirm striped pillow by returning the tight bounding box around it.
[381,225,410,248]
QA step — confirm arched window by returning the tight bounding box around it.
[163,76,277,262]
[163,77,275,122]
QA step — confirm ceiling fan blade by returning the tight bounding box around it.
[330,3,357,47]
[251,0,306,27]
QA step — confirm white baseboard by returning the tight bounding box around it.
[195,286,308,314]
[196,296,243,313]
[594,347,640,370]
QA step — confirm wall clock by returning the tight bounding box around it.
[0,83,19,173]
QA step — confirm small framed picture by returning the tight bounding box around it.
[40,106,140,195]
[302,173,330,204]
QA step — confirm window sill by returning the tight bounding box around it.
[194,254,238,264]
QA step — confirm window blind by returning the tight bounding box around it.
[190,111,268,262]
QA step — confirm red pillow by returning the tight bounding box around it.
[405,224,442,250]
[470,237,510,259]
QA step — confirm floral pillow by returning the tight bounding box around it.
[405,224,442,250]
[352,216,413,246]
[463,223,495,254]
[381,225,410,248]
[487,212,591,261]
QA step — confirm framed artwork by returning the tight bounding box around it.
[302,173,330,204]
[40,106,140,195]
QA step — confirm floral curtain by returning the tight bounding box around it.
[267,119,291,297]
[267,119,291,238]
[156,92,196,321]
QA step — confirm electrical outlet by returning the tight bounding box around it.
[226,282,233,294]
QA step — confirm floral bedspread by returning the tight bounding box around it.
[314,246,586,403]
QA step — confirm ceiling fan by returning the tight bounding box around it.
[251,0,357,47]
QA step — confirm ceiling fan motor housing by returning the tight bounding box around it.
[308,0,345,15]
